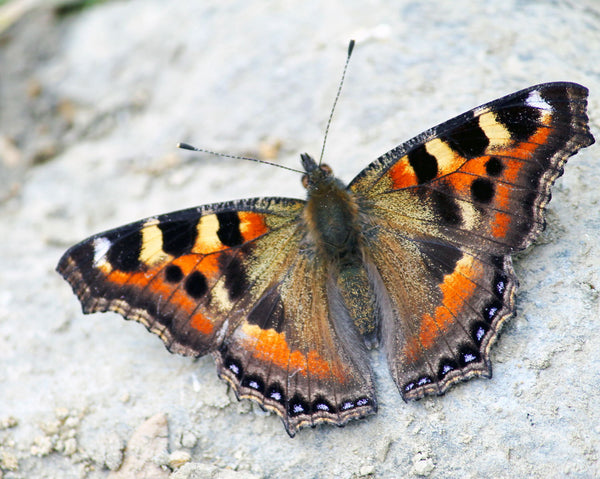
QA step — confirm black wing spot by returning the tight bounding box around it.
[159,218,198,256]
[491,256,504,269]
[403,381,416,393]
[107,231,142,272]
[220,255,247,301]
[471,321,490,344]
[459,345,481,366]
[495,103,542,142]
[408,144,438,183]
[442,116,490,158]
[493,272,509,298]
[216,212,243,247]
[485,157,504,176]
[471,178,495,204]
[267,383,285,405]
[165,264,184,283]
[224,355,244,380]
[482,300,502,323]
[416,376,433,387]
[312,397,336,414]
[523,191,538,209]
[241,375,265,394]
[526,168,545,188]
[158,314,173,329]
[431,190,463,225]
[185,271,208,298]
[288,394,310,417]
[437,359,458,379]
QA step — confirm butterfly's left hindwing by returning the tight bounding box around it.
[351,82,594,399]
[57,197,376,436]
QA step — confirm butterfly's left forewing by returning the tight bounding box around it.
[351,82,594,399]
[58,198,302,356]
[57,196,376,436]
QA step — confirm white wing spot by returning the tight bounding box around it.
[463,353,477,363]
[93,237,112,266]
[526,90,552,111]
[476,326,486,342]
[270,391,282,401]
[417,376,431,386]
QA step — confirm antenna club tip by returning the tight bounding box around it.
[178,142,196,151]
[348,39,355,56]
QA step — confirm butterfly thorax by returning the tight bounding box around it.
[301,153,362,262]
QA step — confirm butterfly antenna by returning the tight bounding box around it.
[177,143,303,174]
[318,39,355,165]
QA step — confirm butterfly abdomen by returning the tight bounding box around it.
[301,161,380,343]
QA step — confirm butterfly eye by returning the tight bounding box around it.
[319,164,333,175]
[301,164,333,189]
[301,174,310,189]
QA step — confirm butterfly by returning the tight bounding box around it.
[57,45,594,437]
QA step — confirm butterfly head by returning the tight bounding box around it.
[300,153,335,191]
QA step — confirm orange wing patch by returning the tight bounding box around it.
[501,125,552,162]
[240,322,346,382]
[239,211,269,240]
[97,264,215,335]
[404,254,478,362]
[388,158,419,189]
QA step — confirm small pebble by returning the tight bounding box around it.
[169,450,191,469]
